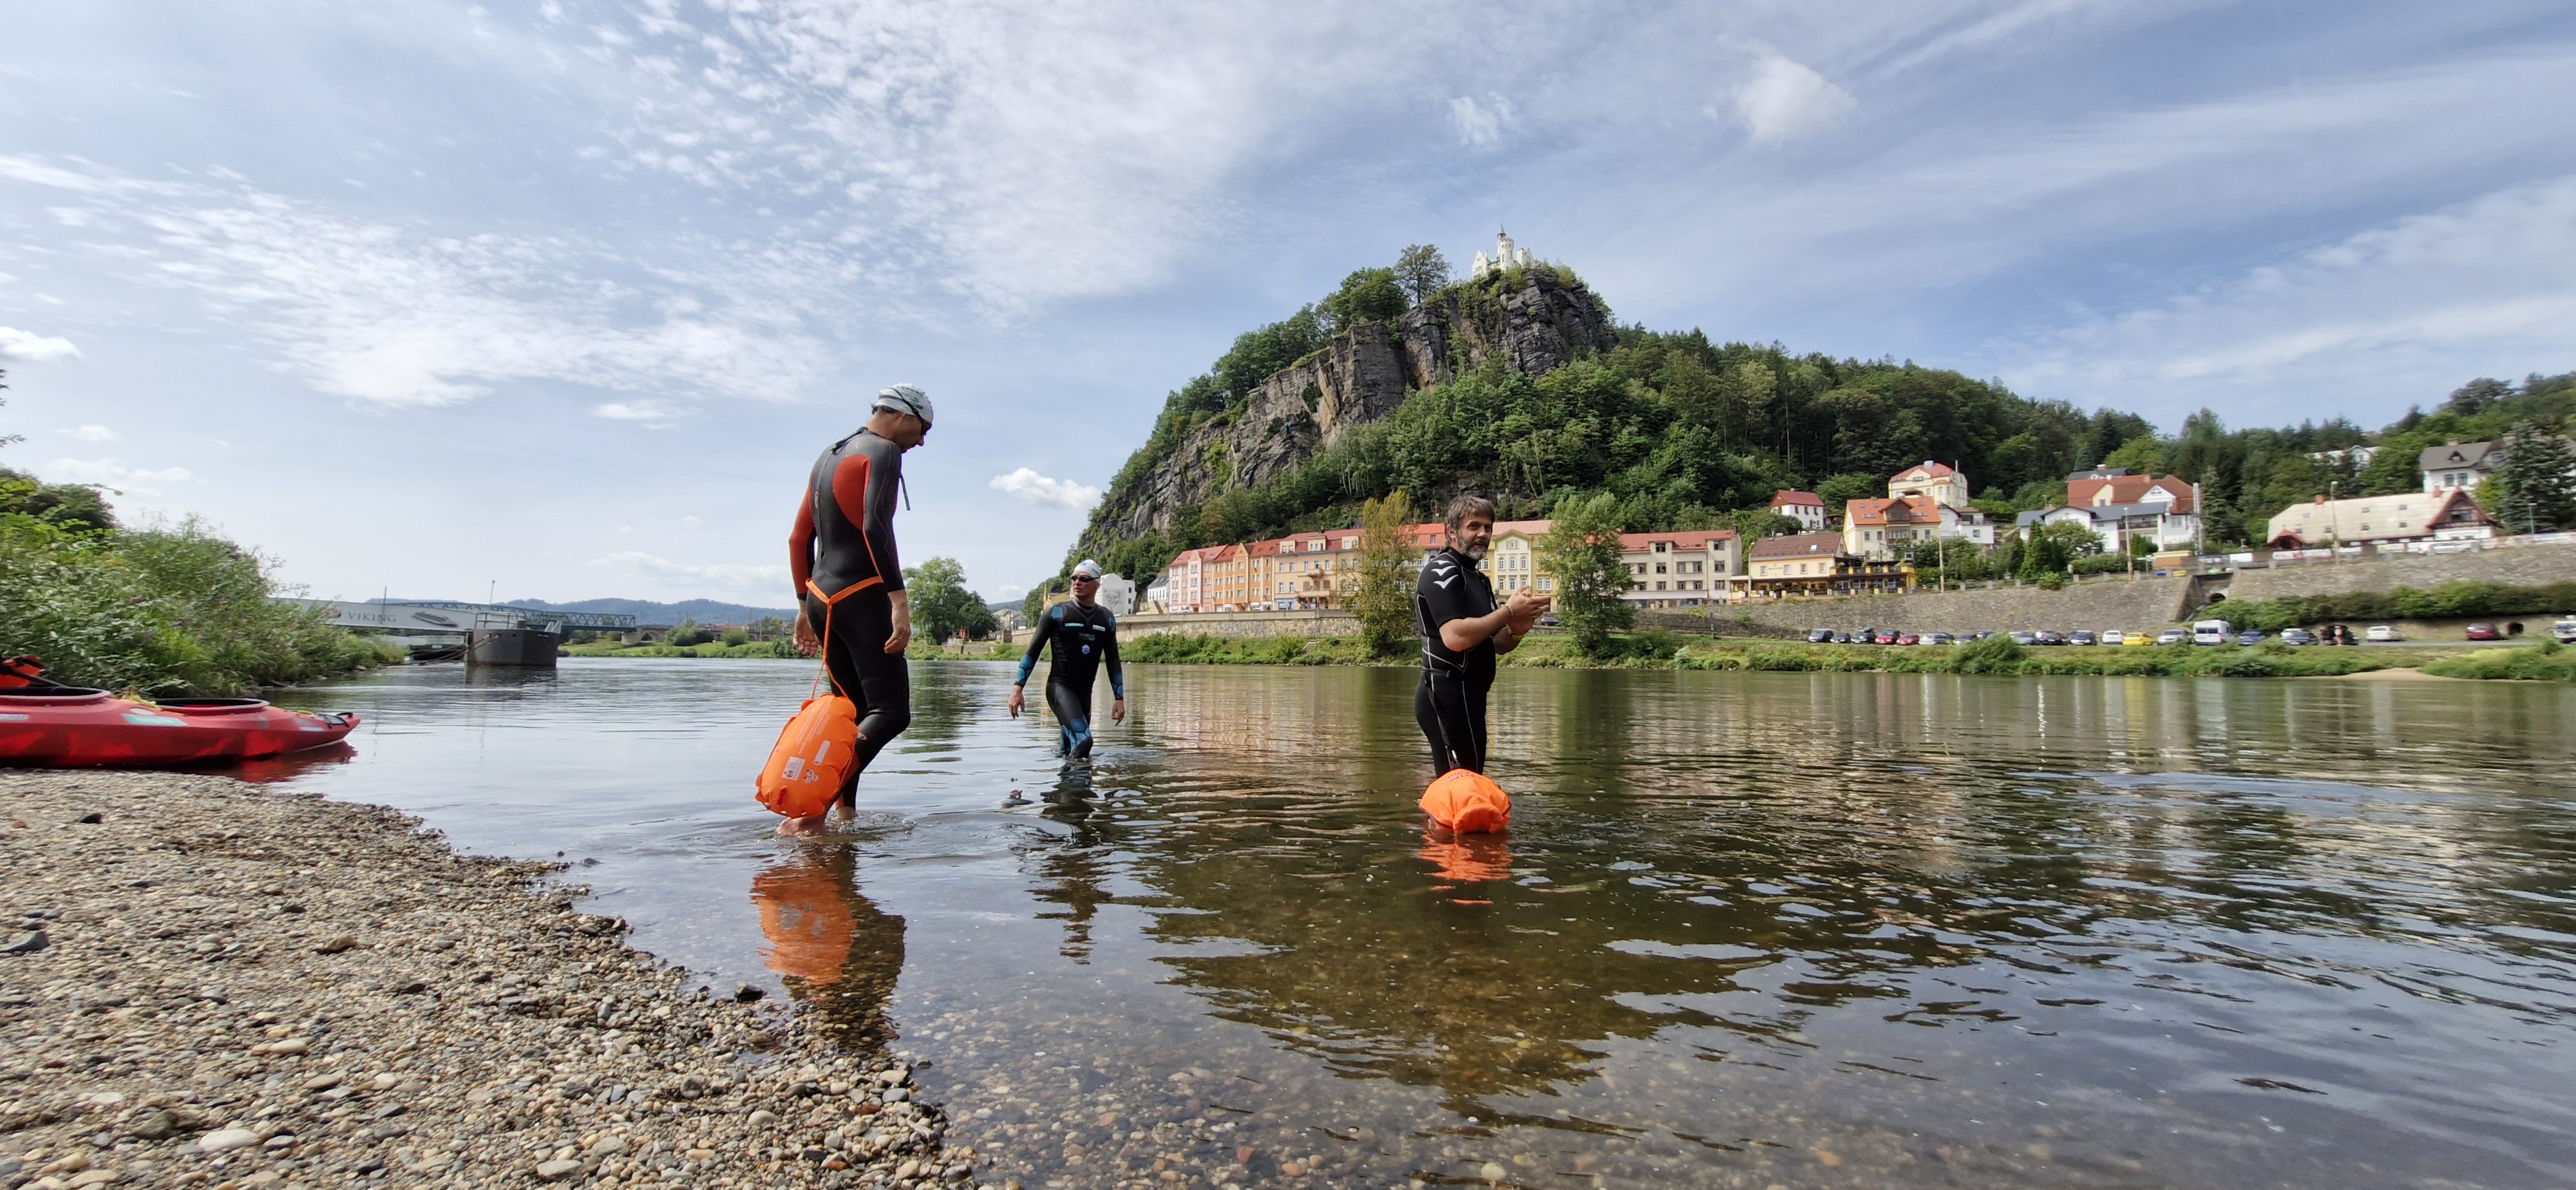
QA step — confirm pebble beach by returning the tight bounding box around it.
[0,771,966,1190]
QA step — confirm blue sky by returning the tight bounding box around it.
[5,1,2571,607]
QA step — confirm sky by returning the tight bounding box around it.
[3,0,2571,608]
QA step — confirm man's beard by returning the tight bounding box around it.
[1458,541,1488,562]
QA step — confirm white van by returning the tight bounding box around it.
[2192,619,2233,646]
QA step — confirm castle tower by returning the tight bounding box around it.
[1470,228,1532,279]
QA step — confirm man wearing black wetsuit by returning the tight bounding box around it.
[1009,559,1125,758]
[783,384,933,834]
[1416,495,1548,776]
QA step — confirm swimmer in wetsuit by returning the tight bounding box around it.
[1416,495,1547,777]
[782,384,934,835]
[1009,559,1125,759]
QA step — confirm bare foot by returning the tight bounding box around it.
[775,813,829,836]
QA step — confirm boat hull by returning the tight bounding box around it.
[0,690,360,768]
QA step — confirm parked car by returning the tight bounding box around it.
[1895,633,1921,645]
[1539,616,1560,627]
[2280,628,2316,646]
[2237,630,2264,646]
[2068,630,2098,646]
[2556,616,2576,645]
[1874,630,1901,644]
[1830,632,1852,644]
[2463,623,2501,641]
[2123,631,2154,647]
[2101,630,2126,647]
[2157,628,2189,645]
[2192,619,2233,646]
[2036,630,2067,646]
[1971,630,1996,641]
[2366,625,2403,643]
[1807,628,1835,644]
[1925,632,1955,645]
[2008,630,2039,646]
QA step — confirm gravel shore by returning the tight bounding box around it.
[1,771,969,1190]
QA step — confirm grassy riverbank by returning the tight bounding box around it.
[1112,631,2537,679]
[2421,642,2576,681]
[562,640,802,659]
[0,512,402,695]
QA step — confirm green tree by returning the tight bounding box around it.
[746,615,786,642]
[2101,433,2164,474]
[1541,491,1634,657]
[2494,420,2576,533]
[1351,490,1417,656]
[2017,520,2103,579]
[1320,267,1407,333]
[1812,473,1879,509]
[720,626,750,647]
[905,556,999,643]
[1725,509,1804,541]
[1394,244,1450,305]
[668,619,712,647]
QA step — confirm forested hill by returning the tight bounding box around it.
[1062,247,2574,590]
[1065,249,2154,586]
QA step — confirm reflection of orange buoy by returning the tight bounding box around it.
[752,860,855,985]
[1417,831,1513,883]
[1419,769,1510,833]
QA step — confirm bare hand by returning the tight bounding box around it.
[793,610,820,656]
[1504,589,1551,630]
[1111,697,1126,724]
[1008,686,1025,718]
[884,604,912,655]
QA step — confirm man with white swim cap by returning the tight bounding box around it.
[1010,558,1125,759]
[783,384,934,833]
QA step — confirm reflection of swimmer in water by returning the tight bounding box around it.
[750,844,906,1048]
[1030,820,1117,963]
[1009,559,1125,759]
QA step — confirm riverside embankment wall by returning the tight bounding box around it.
[1712,576,2198,637]
[2227,543,2576,601]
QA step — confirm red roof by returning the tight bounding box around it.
[1844,496,1938,527]
[1770,489,1824,509]
[1892,461,1957,480]
[2069,474,2195,513]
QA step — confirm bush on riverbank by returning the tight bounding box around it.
[2422,641,2576,681]
[562,640,803,659]
[0,513,401,695]
[2224,580,2576,632]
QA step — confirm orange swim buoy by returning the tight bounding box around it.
[755,694,859,819]
[1420,768,1511,833]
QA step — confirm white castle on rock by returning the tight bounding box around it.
[1469,229,1533,280]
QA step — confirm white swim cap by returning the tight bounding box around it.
[1071,559,1104,579]
[873,384,933,427]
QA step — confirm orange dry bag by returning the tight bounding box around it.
[1420,769,1511,833]
[757,692,860,819]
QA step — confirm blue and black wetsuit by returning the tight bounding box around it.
[1415,547,1495,776]
[1016,600,1122,758]
[788,428,911,807]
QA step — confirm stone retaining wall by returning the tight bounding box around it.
[1119,609,1362,643]
[2228,542,2576,601]
[1709,576,2197,636]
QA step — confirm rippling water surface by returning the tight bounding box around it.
[265,659,2576,1188]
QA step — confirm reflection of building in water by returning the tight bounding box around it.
[752,846,906,1048]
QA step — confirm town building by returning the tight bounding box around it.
[1888,461,1970,510]
[2012,468,2202,553]
[2265,489,2495,548]
[1768,489,1828,531]
[1731,533,1908,599]
[2421,440,2503,493]
[1617,530,1741,607]
[1487,520,1555,596]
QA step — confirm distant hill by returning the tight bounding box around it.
[506,598,798,626]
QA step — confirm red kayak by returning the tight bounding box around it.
[0,688,361,768]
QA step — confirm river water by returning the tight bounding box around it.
[261,659,2576,1189]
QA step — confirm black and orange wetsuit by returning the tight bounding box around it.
[788,429,911,806]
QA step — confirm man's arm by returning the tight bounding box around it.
[1103,619,1124,699]
[1014,610,1054,687]
[865,444,903,592]
[788,486,819,655]
[1438,590,1546,653]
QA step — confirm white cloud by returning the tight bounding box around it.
[1448,94,1515,150]
[591,401,695,426]
[2000,175,2576,420]
[1733,54,1855,144]
[44,457,192,495]
[989,467,1101,511]
[996,585,1027,601]
[0,326,80,362]
[589,551,788,595]
[62,424,118,442]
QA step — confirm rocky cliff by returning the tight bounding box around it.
[1077,268,1617,554]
